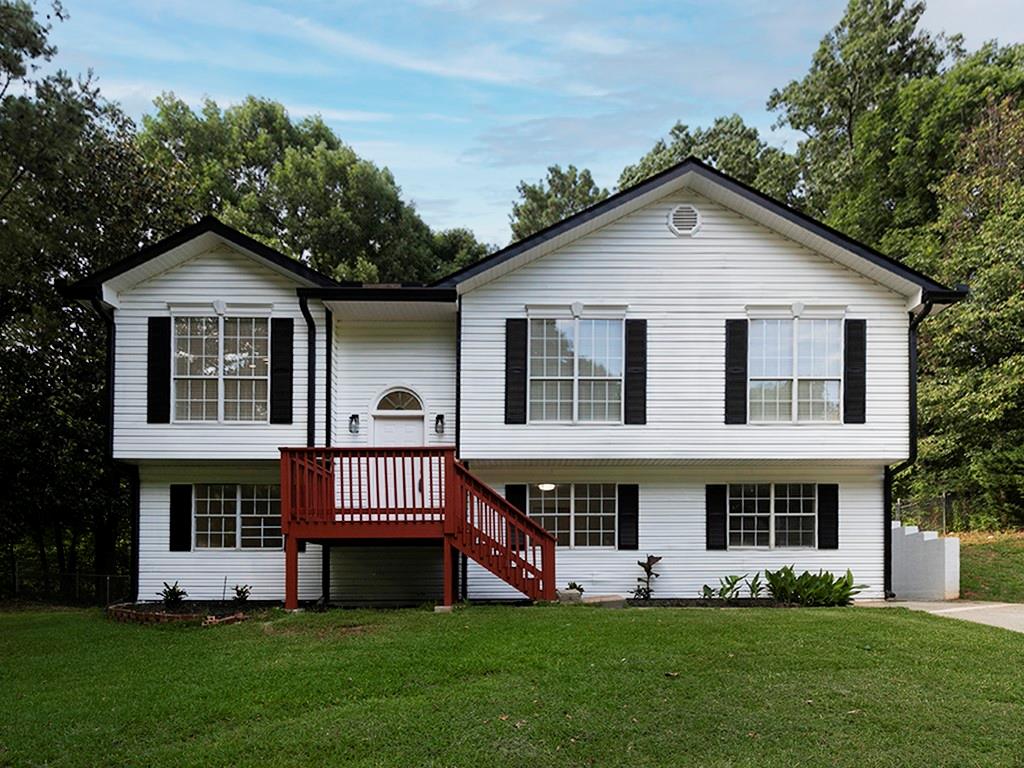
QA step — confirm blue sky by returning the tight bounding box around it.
[49,0,1022,245]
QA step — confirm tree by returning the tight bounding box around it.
[827,44,1024,256]
[618,115,801,205]
[509,164,608,241]
[1,0,193,593]
[767,0,959,216]
[907,97,1024,525]
[138,95,472,283]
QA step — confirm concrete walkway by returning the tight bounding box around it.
[861,600,1024,634]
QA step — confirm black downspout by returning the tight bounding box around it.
[455,296,468,601]
[298,296,317,448]
[883,301,933,598]
[321,307,333,605]
[90,298,139,601]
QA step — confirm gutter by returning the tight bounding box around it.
[882,296,941,598]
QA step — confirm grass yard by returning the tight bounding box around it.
[960,530,1024,602]
[2,605,1023,767]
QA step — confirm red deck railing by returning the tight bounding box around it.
[280,447,556,606]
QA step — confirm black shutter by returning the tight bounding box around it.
[706,484,727,550]
[270,317,294,424]
[147,317,171,423]
[624,320,647,425]
[724,319,748,424]
[169,484,192,552]
[617,484,639,550]
[505,484,527,551]
[844,319,866,424]
[818,484,839,549]
[504,319,527,424]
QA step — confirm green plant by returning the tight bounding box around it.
[717,574,746,601]
[232,584,251,604]
[764,566,865,607]
[159,581,187,608]
[746,572,764,598]
[632,555,662,600]
[700,584,716,600]
[566,581,585,593]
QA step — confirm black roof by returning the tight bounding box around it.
[64,215,340,300]
[432,157,965,302]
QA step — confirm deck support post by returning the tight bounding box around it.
[284,534,299,610]
[442,539,455,606]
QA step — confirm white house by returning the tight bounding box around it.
[65,158,965,607]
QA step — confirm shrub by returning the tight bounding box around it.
[159,581,187,608]
[232,584,251,604]
[632,555,662,600]
[716,574,745,600]
[764,566,865,607]
[566,581,585,593]
[746,572,764,598]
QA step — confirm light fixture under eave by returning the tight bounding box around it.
[537,483,556,492]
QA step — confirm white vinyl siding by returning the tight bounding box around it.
[111,246,327,459]
[137,462,321,601]
[459,190,909,462]
[466,463,884,601]
[331,320,456,447]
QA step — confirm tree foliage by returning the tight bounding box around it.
[509,164,608,241]
[618,115,801,205]
[909,98,1024,522]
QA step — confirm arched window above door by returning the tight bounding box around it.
[376,389,423,412]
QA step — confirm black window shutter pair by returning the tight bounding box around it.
[704,483,839,550]
[146,316,294,423]
[504,318,647,424]
[723,318,866,424]
[504,484,640,550]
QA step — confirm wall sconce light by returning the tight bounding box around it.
[348,414,360,434]
[434,414,445,435]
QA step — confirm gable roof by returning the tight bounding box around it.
[64,215,340,303]
[433,157,966,309]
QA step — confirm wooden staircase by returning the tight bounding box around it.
[279,447,556,608]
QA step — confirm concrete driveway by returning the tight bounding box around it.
[862,600,1024,634]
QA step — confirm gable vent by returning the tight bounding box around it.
[668,204,701,236]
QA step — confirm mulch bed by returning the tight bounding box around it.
[627,597,779,608]
[106,601,259,625]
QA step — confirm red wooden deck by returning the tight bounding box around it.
[280,446,556,608]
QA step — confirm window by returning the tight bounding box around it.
[527,483,617,547]
[376,389,423,411]
[528,318,623,422]
[749,317,842,423]
[194,483,281,549]
[174,315,269,422]
[727,483,817,548]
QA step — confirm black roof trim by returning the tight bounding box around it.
[432,157,958,297]
[297,287,457,302]
[68,215,340,291]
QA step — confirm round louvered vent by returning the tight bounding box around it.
[667,204,700,236]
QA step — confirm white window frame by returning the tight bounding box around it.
[170,306,272,424]
[526,308,626,425]
[726,482,819,550]
[193,482,282,551]
[526,482,619,549]
[746,307,845,425]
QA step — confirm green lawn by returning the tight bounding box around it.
[960,531,1024,602]
[2,606,1023,767]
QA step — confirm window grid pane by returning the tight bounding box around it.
[749,380,792,422]
[529,319,575,422]
[749,319,793,377]
[573,483,617,547]
[728,483,771,547]
[194,484,238,548]
[240,484,283,549]
[174,317,219,422]
[773,483,817,547]
[528,483,571,547]
[797,319,842,378]
[223,317,269,422]
[797,379,841,422]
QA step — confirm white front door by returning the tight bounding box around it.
[372,415,425,447]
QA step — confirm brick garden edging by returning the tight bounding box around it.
[106,602,207,625]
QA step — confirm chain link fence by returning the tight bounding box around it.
[893,493,996,534]
[4,561,132,606]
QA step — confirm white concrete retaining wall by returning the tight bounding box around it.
[891,521,960,600]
